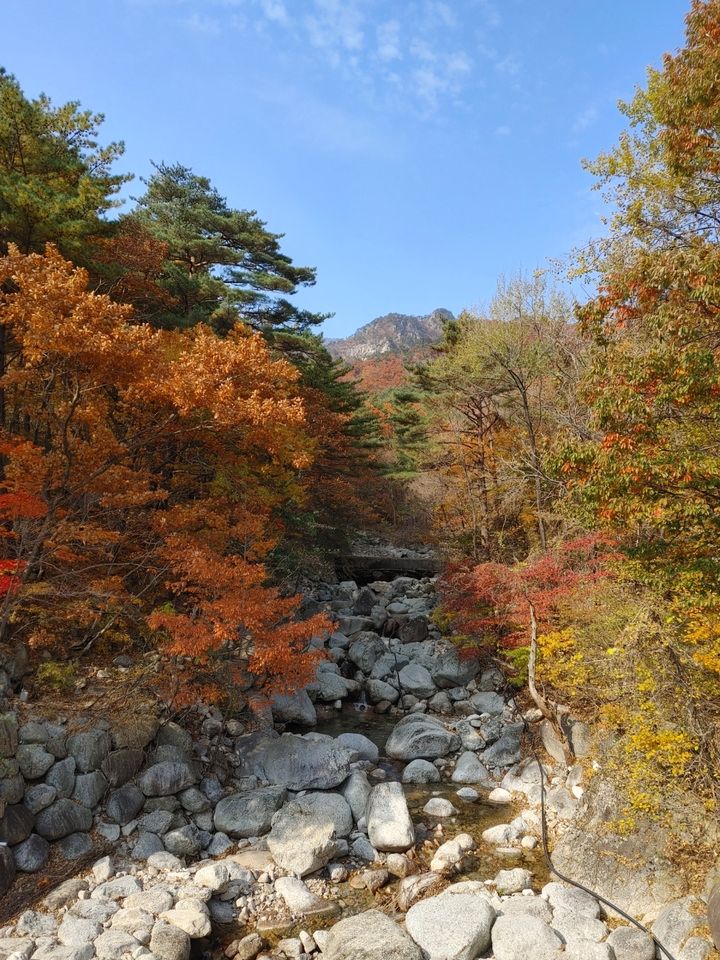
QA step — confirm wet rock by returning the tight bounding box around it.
[213,785,286,837]
[366,782,415,852]
[405,891,496,960]
[323,909,423,960]
[35,798,92,840]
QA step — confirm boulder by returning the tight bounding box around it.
[0,803,34,844]
[23,783,57,814]
[150,921,191,960]
[46,757,76,798]
[366,678,400,704]
[398,618,429,644]
[323,909,423,960]
[336,732,379,763]
[401,759,439,784]
[163,824,202,857]
[95,929,142,958]
[160,899,211,939]
[35,799,92,840]
[385,714,459,760]
[398,663,437,699]
[398,873,443,911]
[67,730,112,773]
[423,797,457,817]
[491,914,563,960]
[652,897,702,955]
[112,715,159,751]
[267,801,338,876]
[366,782,415,852]
[12,833,50,872]
[16,742,54,779]
[0,712,18,757]
[271,689,317,726]
[58,831,93,859]
[275,876,333,916]
[101,748,144,787]
[255,733,353,790]
[213,785,286,838]
[72,771,108,808]
[348,632,386,674]
[339,769,371,821]
[106,783,145,825]
[470,691,505,715]
[451,751,492,785]
[138,761,196,797]
[494,868,532,895]
[288,791,354,837]
[405,891,495,960]
[482,726,523,769]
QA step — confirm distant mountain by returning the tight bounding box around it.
[327,308,453,362]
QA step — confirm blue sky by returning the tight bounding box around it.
[5,0,689,338]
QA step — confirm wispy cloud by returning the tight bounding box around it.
[182,12,221,34]
[573,104,598,133]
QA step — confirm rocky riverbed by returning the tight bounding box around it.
[0,570,717,959]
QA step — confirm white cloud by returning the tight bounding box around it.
[495,124,511,136]
[260,0,288,24]
[573,105,598,132]
[377,19,401,62]
[182,12,221,34]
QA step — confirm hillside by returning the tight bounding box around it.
[327,307,453,362]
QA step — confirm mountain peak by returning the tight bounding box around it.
[327,308,453,361]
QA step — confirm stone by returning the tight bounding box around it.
[163,824,202,857]
[430,833,476,872]
[483,726,523,769]
[398,617,429,644]
[179,786,210,813]
[0,803,34,844]
[133,830,165,859]
[456,787,479,801]
[0,712,18,757]
[336,732,379,763]
[0,758,24,804]
[348,632,386,674]
[12,832,50,872]
[501,895,553,923]
[160,899,211,938]
[23,783,57,814]
[267,801,338,876]
[366,782,415,852]
[385,714,459,760]
[405,891,496,960]
[398,663,437,699]
[653,897,702,955]
[470,691,505,715]
[397,873,443,911]
[323,909,423,960]
[16,909,56,937]
[112,714,159,750]
[423,797,457,817]
[72,770,108,808]
[16,742,54,779]
[213,785,286,838]
[106,783,145,824]
[150,921,191,960]
[94,929,141,958]
[366,678,400,704]
[41,876,89,910]
[101,748,144,786]
[451,751,492,784]
[552,909,608,943]
[679,938,713,960]
[339,769,371,821]
[207,832,234,857]
[46,756,76,798]
[403,758,441,783]
[58,831,93,859]
[0,844,15,896]
[271,689,317,725]
[35,798,91,840]
[233,932,264,960]
[275,876,330,916]
[540,720,567,764]
[147,850,184,870]
[140,809,174,834]
[489,787,512,803]
[255,734,353,790]
[316,670,351,702]
[92,875,142,900]
[494,868,532,895]
[564,944,614,960]
[138,761,196,797]
[290,791,354,837]
[491,914,563,960]
[58,916,102,946]
[542,881,602,919]
[156,721,193,754]
[568,720,592,757]
[67,729,112,773]
[709,884,720,950]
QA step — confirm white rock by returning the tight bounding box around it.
[405,891,496,960]
[422,797,457,818]
[160,899,211,939]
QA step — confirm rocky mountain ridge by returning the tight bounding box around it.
[327,308,453,362]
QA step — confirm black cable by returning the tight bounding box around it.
[505,690,678,960]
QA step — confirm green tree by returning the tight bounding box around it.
[0,69,127,259]
[131,162,324,334]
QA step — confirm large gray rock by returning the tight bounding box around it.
[101,748,144,787]
[470,691,506,715]
[106,783,145,825]
[163,824,202,857]
[385,714,459,760]
[0,844,15,897]
[35,799,92,840]
[12,833,50,872]
[112,715,159,751]
[289,791,354,837]
[398,663,437,699]
[366,678,400,704]
[348,632,386,674]
[336,733,379,763]
[138,761,196,797]
[402,759,440,783]
[46,757,76,798]
[606,926,656,960]
[405,891,495,960]
[67,730,112,773]
[652,897,702,955]
[542,882,601,919]
[72,771,108,808]
[366,782,415,852]
[23,783,57,814]
[0,712,18,757]
[213,786,286,838]
[16,742,54,779]
[0,803,34,844]
[482,725,523,769]
[323,909,423,960]
[267,801,339,876]
[491,914,563,960]
[451,751,492,785]
[339,770,371,821]
[271,689,317,726]
[150,921,191,960]
[414,640,479,689]
[316,670,351,702]
[255,733,353,790]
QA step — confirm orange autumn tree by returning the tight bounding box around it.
[0,244,327,694]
